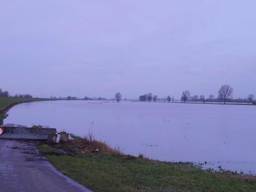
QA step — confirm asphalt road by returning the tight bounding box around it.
[0,140,92,192]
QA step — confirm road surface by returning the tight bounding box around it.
[0,140,92,192]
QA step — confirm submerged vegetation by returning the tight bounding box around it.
[39,138,256,192]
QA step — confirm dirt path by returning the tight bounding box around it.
[0,140,92,192]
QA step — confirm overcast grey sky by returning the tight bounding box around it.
[0,0,256,98]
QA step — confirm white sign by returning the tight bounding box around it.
[0,127,4,135]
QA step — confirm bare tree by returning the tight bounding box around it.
[181,90,190,103]
[167,96,171,103]
[147,93,153,102]
[139,93,154,102]
[153,95,158,102]
[115,92,122,102]
[218,85,233,104]
[200,95,205,103]
[248,94,255,103]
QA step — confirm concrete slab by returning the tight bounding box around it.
[0,126,56,141]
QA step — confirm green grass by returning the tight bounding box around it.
[39,144,256,192]
[0,97,24,121]
[0,97,25,109]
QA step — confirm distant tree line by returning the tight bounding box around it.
[66,96,78,100]
[134,84,256,105]
[0,89,9,97]
[115,92,122,102]
[2,86,255,106]
[83,96,107,101]
[0,88,33,99]
[139,93,159,102]
[14,94,33,99]
[180,85,256,105]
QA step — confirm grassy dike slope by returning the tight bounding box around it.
[39,139,256,192]
[0,97,46,122]
[0,97,27,121]
[0,97,26,109]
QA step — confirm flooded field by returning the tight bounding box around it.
[5,101,256,174]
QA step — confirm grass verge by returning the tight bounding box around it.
[0,97,26,122]
[0,97,45,123]
[39,139,256,192]
[0,97,26,109]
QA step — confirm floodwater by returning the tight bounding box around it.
[5,100,256,174]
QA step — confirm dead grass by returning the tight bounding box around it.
[38,137,256,192]
[46,136,121,156]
